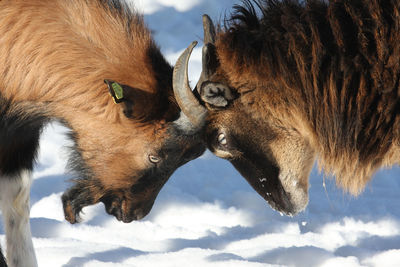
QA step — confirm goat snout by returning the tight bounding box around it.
[105,197,124,221]
[103,197,151,223]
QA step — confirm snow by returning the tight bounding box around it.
[1,0,400,266]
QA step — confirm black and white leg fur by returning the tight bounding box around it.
[0,97,47,267]
[0,171,37,267]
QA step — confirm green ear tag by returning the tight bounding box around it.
[111,82,124,101]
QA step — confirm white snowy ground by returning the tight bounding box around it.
[1,0,400,266]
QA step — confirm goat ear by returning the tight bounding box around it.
[199,82,237,109]
[104,80,135,118]
[104,80,162,121]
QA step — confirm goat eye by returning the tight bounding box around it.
[149,155,160,164]
[218,133,227,146]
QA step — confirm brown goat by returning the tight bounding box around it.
[174,0,400,216]
[0,0,205,266]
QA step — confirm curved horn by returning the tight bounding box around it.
[203,14,216,44]
[173,41,207,128]
[196,15,219,92]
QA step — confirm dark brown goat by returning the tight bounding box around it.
[0,0,205,266]
[174,0,400,216]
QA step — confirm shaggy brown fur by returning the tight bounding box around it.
[0,0,176,121]
[211,0,400,195]
[0,1,205,265]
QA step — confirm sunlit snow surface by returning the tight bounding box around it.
[1,1,400,266]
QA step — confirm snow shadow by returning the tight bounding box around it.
[335,235,400,260]
[30,218,64,238]
[248,246,333,267]
[63,247,147,267]
[30,174,71,206]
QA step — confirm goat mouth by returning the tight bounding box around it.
[257,176,309,216]
[102,197,150,223]
[230,158,306,216]
[105,203,137,223]
[116,213,136,223]
[257,177,297,216]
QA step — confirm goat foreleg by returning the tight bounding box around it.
[0,170,37,267]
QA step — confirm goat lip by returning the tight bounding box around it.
[121,213,135,223]
[265,194,296,216]
[121,209,146,223]
[110,208,134,223]
[264,186,309,216]
[110,210,132,223]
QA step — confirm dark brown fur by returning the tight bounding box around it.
[216,0,400,193]
[197,0,400,215]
